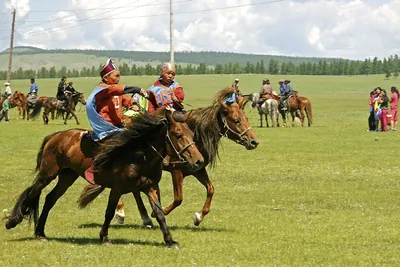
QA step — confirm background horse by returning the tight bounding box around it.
[282,91,313,127]
[9,91,27,119]
[30,92,86,124]
[5,109,203,249]
[115,87,259,228]
[247,93,279,128]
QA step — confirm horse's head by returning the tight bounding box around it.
[164,109,204,169]
[220,97,259,150]
[249,93,260,109]
[73,92,86,105]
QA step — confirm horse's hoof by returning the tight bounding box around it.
[115,211,125,224]
[101,237,113,246]
[36,235,48,242]
[142,218,154,229]
[167,241,180,250]
[5,220,17,230]
[193,212,202,226]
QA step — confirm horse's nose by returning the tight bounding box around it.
[193,160,203,169]
[250,139,259,147]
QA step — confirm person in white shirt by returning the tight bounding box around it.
[4,82,12,97]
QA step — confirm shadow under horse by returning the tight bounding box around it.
[29,92,86,125]
[5,109,204,248]
[115,87,259,228]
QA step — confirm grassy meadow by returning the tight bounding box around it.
[1,74,400,266]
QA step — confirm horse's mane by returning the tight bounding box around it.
[94,109,177,170]
[187,87,235,167]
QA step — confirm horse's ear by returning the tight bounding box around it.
[165,108,176,124]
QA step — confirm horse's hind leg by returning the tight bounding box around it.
[5,172,57,230]
[299,108,305,127]
[99,189,121,245]
[144,185,178,249]
[132,191,154,228]
[114,199,125,224]
[35,169,79,240]
[192,169,214,226]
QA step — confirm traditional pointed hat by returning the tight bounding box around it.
[160,62,176,73]
[100,58,119,78]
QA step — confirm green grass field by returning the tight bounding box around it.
[1,74,400,266]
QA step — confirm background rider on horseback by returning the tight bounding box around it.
[280,79,294,110]
[258,78,273,108]
[56,76,68,111]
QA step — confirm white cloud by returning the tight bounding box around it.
[1,0,400,60]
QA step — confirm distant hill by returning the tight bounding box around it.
[0,46,345,71]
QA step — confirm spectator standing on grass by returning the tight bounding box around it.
[0,96,10,123]
[390,86,399,131]
[379,89,389,132]
[373,88,381,131]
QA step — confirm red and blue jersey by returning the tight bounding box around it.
[147,80,184,112]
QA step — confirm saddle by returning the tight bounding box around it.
[80,130,100,158]
[27,94,38,107]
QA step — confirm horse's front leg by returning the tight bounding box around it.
[291,111,296,127]
[70,111,80,125]
[143,184,179,249]
[132,190,154,228]
[192,168,214,226]
[259,114,263,128]
[163,169,184,215]
[17,106,22,120]
[99,189,121,245]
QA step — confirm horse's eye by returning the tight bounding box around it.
[234,119,240,124]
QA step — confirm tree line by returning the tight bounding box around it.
[1,55,399,80]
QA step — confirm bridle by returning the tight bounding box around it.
[150,120,196,165]
[220,113,252,145]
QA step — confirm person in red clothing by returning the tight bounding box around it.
[86,58,147,141]
[85,58,146,184]
[389,86,399,131]
[147,62,184,112]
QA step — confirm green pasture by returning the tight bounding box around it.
[1,74,400,266]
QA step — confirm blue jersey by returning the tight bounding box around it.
[28,83,38,94]
[86,86,124,141]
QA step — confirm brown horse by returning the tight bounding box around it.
[1,92,25,119]
[113,87,259,227]
[280,91,313,127]
[30,92,86,125]
[11,91,46,120]
[5,109,203,248]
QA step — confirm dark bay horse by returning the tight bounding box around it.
[113,87,259,227]
[30,92,86,125]
[5,109,203,248]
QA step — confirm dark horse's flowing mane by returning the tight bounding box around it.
[187,86,236,168]
[94,109,184,171]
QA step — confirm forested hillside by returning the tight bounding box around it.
[0,46,399,80]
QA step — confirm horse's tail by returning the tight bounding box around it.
[305,100,313,126]
[5,185,41,230]
[29,98,44,120]
[35,132,58,172]
[78,184,106,209]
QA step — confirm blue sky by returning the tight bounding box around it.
[1,0,399,60]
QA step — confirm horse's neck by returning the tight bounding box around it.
[186,108,222,163]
